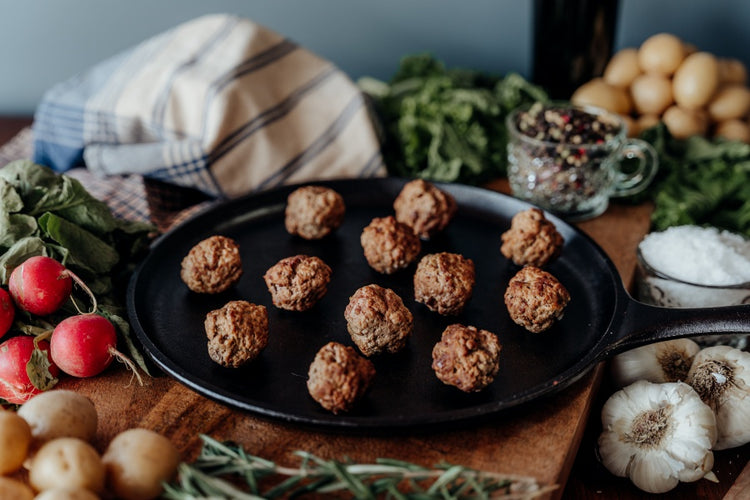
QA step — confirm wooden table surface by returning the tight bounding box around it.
[2,117,748,499]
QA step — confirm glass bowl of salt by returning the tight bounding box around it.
[636,225,750,348]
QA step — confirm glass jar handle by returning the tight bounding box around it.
[612,138,659,197]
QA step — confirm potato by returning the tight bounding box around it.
[603,48,642,88]
[662,105,708,139]
[29,438,104,494]
[571,78,632,115]
[718,58,748,85]
[621,115,638,137]
[18,390,98,446]
[0,477,34,500]
[638,33,686,75]
[636,114,662,133]
[102,428,180,500]
[34,488,100,500]
[714,119,750,142]
[0,410,32,474]
[672,52,720,109]
[707,85,750,122]
[630,73,673,115]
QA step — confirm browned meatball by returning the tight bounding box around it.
[414,252,475,315]
[431,324,501,392]
[360,216,421,274]
[344,284,413,356]
[285,185,345,240]
[500,208,564,267]
[180,235,243,294]
[263,255,332,311]
[307,341,376,414]
[393,179,457,239]
[504,266,570,333]
[204,300,269,367]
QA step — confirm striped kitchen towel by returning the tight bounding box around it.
[32,13,386,200]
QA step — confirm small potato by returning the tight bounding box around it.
[102,428,180,500]
[0,410,32,474]
[18,390,97,447]
[718,58,748,85]
[603,48,642,88]
[714,119,750,142]
[636,114,661,133]
[621,115,638,137]
[34,488,100,500]
[630,73,673,115]
[0,477,34,500]
[571,78,632,115]
[638,33,686,75]
[707,85,750,122]
[30,438,105,494]
[673,52,720,109]
[662,105,707,139]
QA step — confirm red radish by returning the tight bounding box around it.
[9,256,73,316]
[50,314,118,378]
[0,289,15,338]
[0,336,59,404]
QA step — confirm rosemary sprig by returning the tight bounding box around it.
[162,435,556,499]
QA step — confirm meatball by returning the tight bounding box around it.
[360,216,421,274]
[504,266,570,333]
[285,185,345,240]
[263,255,332,311]
[180,235,243,294]
[344,284,413,356]
[307,341,376,414]
[393,179,457,239]
[500,208,564,267]
[414,252,475,315]
[431,324,501,392]
[204,300,269,367]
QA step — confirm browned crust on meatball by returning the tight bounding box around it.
[414,252,475,315]
[500,208,564,267]
[360,216,421,274]
[285,186,346,240]
[307,341,376,414]
[344,284,413,356]
[263,255,332,311]
[393,179,457,239]
[504,266,570,333]
[431,324,501,392]
[180,235,243,294]
[204,300,269,368]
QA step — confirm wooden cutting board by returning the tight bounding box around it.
[53,178,653,499]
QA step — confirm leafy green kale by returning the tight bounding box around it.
[359,53,548,184]
[634,124,750,237]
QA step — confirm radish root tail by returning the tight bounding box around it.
[109,347,145,387]
[65,270,98,315]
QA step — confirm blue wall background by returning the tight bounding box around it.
[0,0,747,115]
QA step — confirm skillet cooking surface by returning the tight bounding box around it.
[127,178,622,430]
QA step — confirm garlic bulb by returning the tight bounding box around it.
[610,338,700,388]
[598,380,717,494]
[686,345,750,450]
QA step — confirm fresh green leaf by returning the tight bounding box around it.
[38,212,119,274]
[0,236,47,284]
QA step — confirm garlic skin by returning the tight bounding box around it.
[598,380,717,494]
[686,345,750,450]
[610,338,700,388]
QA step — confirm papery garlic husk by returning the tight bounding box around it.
[598,380,717,494]
[686,345,750,450]
[610,338,701,388]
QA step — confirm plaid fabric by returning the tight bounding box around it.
[31,14,386,202]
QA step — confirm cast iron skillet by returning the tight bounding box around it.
[127,178,750,431]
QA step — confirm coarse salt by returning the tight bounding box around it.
[639,225,750,286]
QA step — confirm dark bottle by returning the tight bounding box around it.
[532,0,620,99]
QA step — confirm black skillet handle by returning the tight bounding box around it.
[597,294,750,360]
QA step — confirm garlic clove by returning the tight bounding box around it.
[598,380,717,494]
[610,338,700,388]
[687,345,750,450]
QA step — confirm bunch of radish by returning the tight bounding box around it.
[0,256,137,404]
